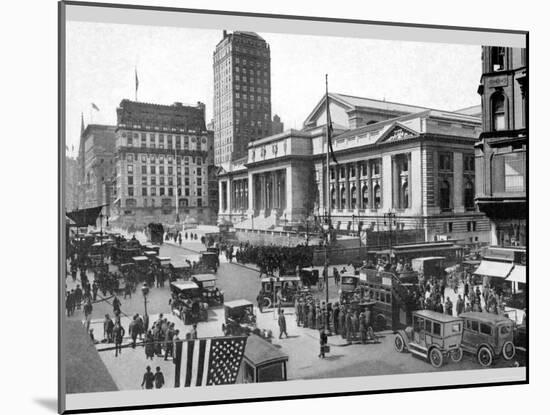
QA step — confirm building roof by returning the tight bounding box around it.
[234,31,265,41]
[116,99,206,132]
[454,105,482,117]
[331,92,431,114]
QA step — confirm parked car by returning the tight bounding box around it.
[222,299,257,336]
[169,281,208,325]
[394,310,464,368]
[459,312,516,367]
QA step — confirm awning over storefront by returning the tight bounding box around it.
[507,265,526,284]
[474,260,514,279]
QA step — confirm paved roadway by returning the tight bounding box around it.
[64,234,522,392]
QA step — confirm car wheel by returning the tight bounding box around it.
[394,334,405,352]
[450,347,463,363]
[502,341,516,360]
[477,346,493,367]
[429,347,444,368]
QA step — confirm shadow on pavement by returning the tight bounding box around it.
[34,398,57,413]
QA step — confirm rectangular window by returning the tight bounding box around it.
[127,176,133,185]
[168,155,173,164]
[439,153,453,171]
[141,134,146,147]
[176,135,181,149]
[373,160,381,176]
[185,188,190,196]
[504,153,525,192]
[168,166,173,175]
[127,164,133,174]
[425,320,432,334]
[141,176,147,185]
[168,187,173,196]
[127,154,133,162]
[463,154,475,171]
[159,187,165,196]
[151,177,156,185]
[197,178,202,186]
[159,134,164,149]
[196,168,201,176]
[141,165,147,174]
[185,178,190,186]
[151,187,156,196]
[168,177,173,186]
[480,323,492,336]
[142,187,147,196]
[167,135,173,149]
[141,154,146,163]
[127,187,134,196]
[184,167,189,175]
[197,198,202,207]
[159,166,165,175]
[197,188,202,197]
[150,166,156,175]
[149,134,156,148]
[433,322,441,336]
[160,177,165,186]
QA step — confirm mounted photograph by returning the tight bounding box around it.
[59,1,528,413]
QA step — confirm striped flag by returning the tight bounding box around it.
[174,337,247,387]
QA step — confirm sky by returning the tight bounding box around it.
[65,21,482,157]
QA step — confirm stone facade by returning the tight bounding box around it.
[213,31,272,166]
[218,93,491,247]
[112,100,214,227]
[475,46,527,247]
[77,124,116,214]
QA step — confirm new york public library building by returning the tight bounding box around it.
[218,93,491,252]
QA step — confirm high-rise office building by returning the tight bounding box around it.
[213,31,271,166]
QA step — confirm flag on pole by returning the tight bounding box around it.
[173,337,247,387]
[91,103,100,111]
[135,67,139,101]
[326,87,338,165]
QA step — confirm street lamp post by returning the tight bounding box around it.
[141,283,149,316]
[98,212,109,272]
[383,211,397,264]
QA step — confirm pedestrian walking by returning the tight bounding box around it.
[113,320,125,357]
[92,280,98,302]
[129,315,139,348]
[83,298,93,320]
[104,314,114,342]
[144,330,154,360]
[112,295,122,317]
[278,310,288,339]
[445,297,453,316]
[319,329,328,359]
[164,323,175,361]
[190,324,198,340]
[456,294,465,316]
[154,367,165,389]
[141,366,155,390]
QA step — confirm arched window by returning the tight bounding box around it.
[492,93,506,131]
[350,186,357,209]
[439,180,451,211]
[362,185,369,208]
[374,184,381,209]
[330,188,336,210]
[340,187,346,209]
[464,180,474,210]
[401,181,409,209]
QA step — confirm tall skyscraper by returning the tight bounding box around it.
[213,31,272,166]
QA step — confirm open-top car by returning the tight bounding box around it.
[394,310,464,368]
[258,276,301,309]
[459,311,516,367]
[222,299,257,336]
[192,273,224,306]
[170,281,208,324]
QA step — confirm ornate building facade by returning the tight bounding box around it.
[77,123,116,213]
[213,31,272,166]
[218,93,491,245]
[475,46,527,247]
[112,100,214,226]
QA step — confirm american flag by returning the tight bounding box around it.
[174,337,247,387]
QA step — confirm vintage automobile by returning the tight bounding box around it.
[192,273,224,306]
[259,276,301,309]
[143,250,158,260]
[299,267,319,287]
[339,274,361,304]
[199,251,219,273]
[459,312,516,367]
[394,310,464,368]
[153,255,171,267]
[169,281,209,325]
[111,245,142,265]
[238,334,288,383]
[169,258,192,280]
[222,299,257,336]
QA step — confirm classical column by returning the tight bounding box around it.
[368,160,374,210]
[453,152,464,213]
[355,161,361,210]
[344,164,350,210]
[392,155,399,209]
[407,152,412,209]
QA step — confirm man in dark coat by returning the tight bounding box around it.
[154,367,165,389]
[319,329,328,359]
[129,315,139,348]
[141,366,155,389]
[278,310,288,339]
[113,320,125,357]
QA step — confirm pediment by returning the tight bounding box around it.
[377,123,418,143]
